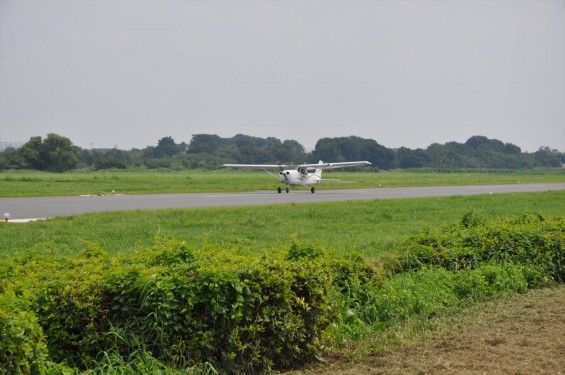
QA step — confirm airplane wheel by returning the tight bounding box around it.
[311,187,316,194]
[277,187,282,194]
[286,187,290,193]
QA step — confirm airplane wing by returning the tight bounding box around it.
[223,164,289,170]
[299,161,372,170]
[223,161,371,170]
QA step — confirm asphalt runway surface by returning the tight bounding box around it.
[1,183,564,220]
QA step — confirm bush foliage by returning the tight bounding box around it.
[1,213,563,374]
[388,212,564,283]
[1,240,379,373]
[0,295,49,375]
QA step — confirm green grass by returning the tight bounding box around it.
[1,191,563,259]
[0,169,563,197]
[1,184,563,374]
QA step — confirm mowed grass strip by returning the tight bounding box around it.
[0,169,563,197]
[1,191,563,258]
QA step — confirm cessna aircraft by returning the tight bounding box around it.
[223,160,371,193]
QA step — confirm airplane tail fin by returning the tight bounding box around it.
[314,160,323,178]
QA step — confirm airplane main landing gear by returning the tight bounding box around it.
[278,187,314,193]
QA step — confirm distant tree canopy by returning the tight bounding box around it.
[186,134,307,167]
[313,136,396,169]
[418,136,562,169]
[0,133,78,172]
[0,133,563,172]
[144,136,188,158]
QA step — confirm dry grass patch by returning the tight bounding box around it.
[298,285,565,374]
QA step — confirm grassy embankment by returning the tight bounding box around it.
[0,168,564,197]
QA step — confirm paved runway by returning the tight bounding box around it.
[1,183,564,220]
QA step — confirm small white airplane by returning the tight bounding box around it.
[223,160,371,193]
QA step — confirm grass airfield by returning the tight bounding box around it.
[0,168,564,197]
[1,190,564,260]
[1,169,563,258]
[0,169,563,374]
[0,170,565,258]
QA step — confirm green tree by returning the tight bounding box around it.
[18,136,45,170]
[0,148,27,170]
[313,136,393,169]
[312,138,344,162]
[534,147,562,167]
[188,134,222,154]
[397,147,429,168]
[42,133,78,172]
[18,133,78,172]
[153,136,180,158]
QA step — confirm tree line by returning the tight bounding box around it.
[0,133,563,172]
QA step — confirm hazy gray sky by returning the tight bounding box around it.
[1,0,564,152]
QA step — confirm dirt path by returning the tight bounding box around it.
[303,286,565,374]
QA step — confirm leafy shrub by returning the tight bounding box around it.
[286,242,321,261]
[326,212,563,347]
[0,294,49,375]
[460,210,487,228]
[388,213,564,282]
[2,242,346,373]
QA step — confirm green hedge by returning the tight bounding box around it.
[1,241,378,373]
[387,213,564,283]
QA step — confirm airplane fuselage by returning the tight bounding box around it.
[278,169,321,187]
